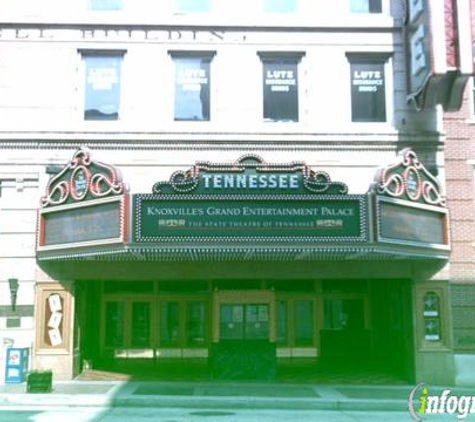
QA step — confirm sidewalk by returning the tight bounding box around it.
[1,380,473,411]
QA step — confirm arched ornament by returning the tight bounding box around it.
[40,148,127,208]
[152,154,348,195]
[375,148,445,207]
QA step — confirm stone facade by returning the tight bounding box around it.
[0,0,462,384]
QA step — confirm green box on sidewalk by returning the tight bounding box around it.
[26,370,53,393]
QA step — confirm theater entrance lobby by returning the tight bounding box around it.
[74,277,414,384]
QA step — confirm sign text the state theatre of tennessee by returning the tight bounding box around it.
[135,198,366,242]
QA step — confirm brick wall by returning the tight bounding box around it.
[451,284,475,351]
[444,87,475,283]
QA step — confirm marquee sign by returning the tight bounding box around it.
[375,148,445,206]
[37,148,129,252]
[38,196,128,251]
[374,149,449,249]
[135,155,367,243]
[40,148,127,208]
[35,149,450,263]
[152,154,348,196]
[405,0,474,111]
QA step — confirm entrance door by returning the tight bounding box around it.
[103,299,152,360]
[219,304,269,340]
[212,290,276,380]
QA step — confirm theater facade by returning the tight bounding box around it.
[2,0,474,387]
[33,147,451,383]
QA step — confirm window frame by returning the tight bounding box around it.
[416,284,452,351]
[158,296,210,349]
[170,51,215,122]
[347,53,391,124]
[275,295,318,348]
[80,50,126,122]
[258,52,305,123]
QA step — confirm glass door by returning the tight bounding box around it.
[104,301,125,350]
[130,301,151,348]
[219,304,269,340]
[212,291,275,380]
[102,299,152,358]
[157,298,209,357]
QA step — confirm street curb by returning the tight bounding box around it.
[0,393,409,411]
[0,394,113,407]
[113,396,408,411]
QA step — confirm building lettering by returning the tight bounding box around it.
[201,174,300,190]
[410,24,426,76]
[353,71,381,80]
[321,207,354,217]
[0,28,246,43]
[147,204,355,218]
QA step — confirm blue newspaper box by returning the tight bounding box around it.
[5,348,29,384]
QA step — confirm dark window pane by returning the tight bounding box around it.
[350,61,386,122]
[276,300,288,344]
[245,304,269,340]
[263,60,298,122]
[160,301,180,346]
[174,57,210,121]
[263,0,296,12]
[294,300,314,346]
[131,302,150,347]
[324,299,365,330]
[424,318,441,341]
[186,301,206,346]
[105,301,124,347]
[176,0,209,12]
[220,305,244,339]
[84,56,121,120]
[88,0,122,10]
[423,292,440,317]
[350,0,381,13]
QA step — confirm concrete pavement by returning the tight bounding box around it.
[0,406,462,422]
[1,380,472,412]
[0,381,432,411]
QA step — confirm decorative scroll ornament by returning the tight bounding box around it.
[375,148,445,207]
[152,154,348,195]
[40,148,127,208]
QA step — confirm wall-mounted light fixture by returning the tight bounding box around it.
[8,278,19,312]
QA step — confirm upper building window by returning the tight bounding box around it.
[172,54,213,121]
[83,53,123,121]
[349,56,387,123]
[176,0,210,13]
[350,0,382,13]
[263,0,296,13]
[88,0,123,10]
[260,54,303,122]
